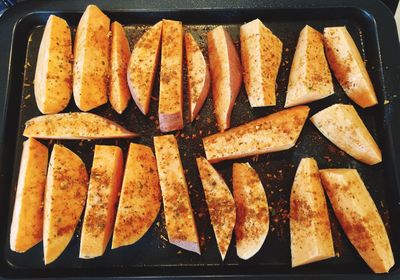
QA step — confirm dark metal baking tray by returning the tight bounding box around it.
[0,0,399,278]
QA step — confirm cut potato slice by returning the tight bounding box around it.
[196,157,235,260]
[285,25,334,108]
[43,144,88,264]
[112,143,161,249]
[290,158,335,267]
[23,112,137,139]
[203,106,310,163]
[208,26,242,131]
[158,20,184,132]
[127,21,163,115]
[10,138,48,253]
[310,104,381,165]
[319,169,394,273]
[73,5,110,111]
[154,135,200,254]
[240,19,282,107]
[324,26,378,108]
[34,15,72,114]
[185,32,210,122]
[233,163,269,260]
[80,145,124,258]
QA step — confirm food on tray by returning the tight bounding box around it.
[285,25,334,107]
[43,144,88,264]
[233,163,269,260]
[73,5,110,111]
[158,20,184,132]
[112,143,161,249]
[109,21,131,114]
[23,112,137,139]
[208,25,242,131]
[290,158,335,267]
[240,19,282,107]
[80,145,124,258]
[10,138,48,253]
[319,169,394,273]
[202,106,309,163]
[324,26,378,108]
[34,15,72,114]
[185,32,210,122]
[154,135,200,254]
[127,21,163,115]
[196,157,235,260]
[310,104,381,165]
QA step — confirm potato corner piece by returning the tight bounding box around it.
[10,138,48,253]
[208,26,242,131]
[73,5,110,111]
[240,19,282,107]
[112,143,161,249]
[80,145,124,259]
[319,169,394,273]
[44,145,88,265]
[324,26,378,108]
[34,15,72,114]
[310,104,381,165]
[196,157,235,260]
[290,158,334,267]
[127,21,163,115]
[285,25,334,108]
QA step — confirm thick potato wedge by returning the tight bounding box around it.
[109,21,131,114]
[158,20,184,132]
[127,21,162,115]
[324,27,378,108]
[203,106,310,163]
[10,138,48,253]
[290,158,335,267]
[240,19,282,107]
[43,145,88,264]
[285,25,334,108]
[320,169,394,273]
[112,143,161,249]
[73,5,110,111]
[196,157,235,260]
[185,32,210,122]
[208,26,242,131]
[23,112,137,139]
[310,104,381,165]
[233,163,269,260]
[154,135,200,254]
[80,145,124,258]
[34,15,72,114]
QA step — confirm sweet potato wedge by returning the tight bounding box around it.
[34,15,72,114]
[112,143,161,249]
[10,138,48,253]
[127,21,162,115]
[207,26,242,131]
[324,27,378,108]
[43,144,88,264]
[154,135,200,254]
[80,145,124,258]
[23,112,137,139]
[196,157,235,260]
[73,5,110,111]
[202,106,310,163]
[310,104,381,165]
[285,25,334,108]
[240,19,282,107]
[233,163,269,260]
[319,169,394,273]
[290,158,335,267]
